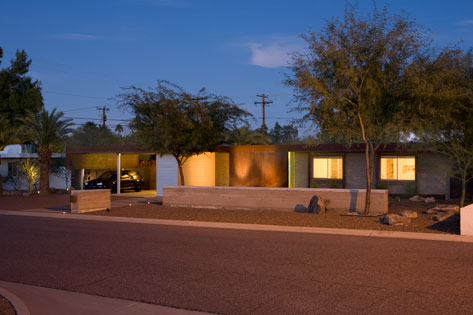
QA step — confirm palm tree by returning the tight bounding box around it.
[225,126,272,145]
[0,116,20,194]
[114,124,124,135]
[19,108,73,194]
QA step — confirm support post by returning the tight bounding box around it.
[117,153,121,194]
[156,154,159,197]
[80,169,85,190]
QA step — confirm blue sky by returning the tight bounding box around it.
[1,0,472,136]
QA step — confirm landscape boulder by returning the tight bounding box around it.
[423,197,436,203]
[294,204,308,213]
[431,211,455,222]
[398,210,418,218]
[379,214,411,225]
[307,195,326,214]
[409,195,424,202]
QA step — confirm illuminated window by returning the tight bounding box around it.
[313,157,343,179]
[380,156,415,180]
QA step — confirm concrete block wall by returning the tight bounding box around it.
[70,190,110,213]
[416,153,450,197]
[163,186,388,214]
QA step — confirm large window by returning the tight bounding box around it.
[313,157,343,179]
[380,156,415,180]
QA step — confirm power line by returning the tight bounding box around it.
[63,116,130,122]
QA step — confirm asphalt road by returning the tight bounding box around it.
[1,215,473,315]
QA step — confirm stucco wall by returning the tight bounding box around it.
[182,153,215,187]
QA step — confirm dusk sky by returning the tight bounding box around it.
[1,0,472,136]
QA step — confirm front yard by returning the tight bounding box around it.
[0,193,461,234]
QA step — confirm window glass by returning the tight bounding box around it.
[380,157,415,180]
[398,157,415,180]
[313,157,343,179]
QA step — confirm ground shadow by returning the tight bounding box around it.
[46,205,71,212]
[426,214,460,235]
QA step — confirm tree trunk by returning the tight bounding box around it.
[39,161,50,194]
[461,168,467,208]
[364,141,372,215]
[37,147,51,195]
[0,174,3,195]
[174,156,185,186]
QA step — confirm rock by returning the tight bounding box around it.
[409,195,424,202]
[431,211,455,222]
[398,210,418,218]
[422,208,438,214]
[341,212,359,216]
[307,195,326,214]
[431,204,460,212]
[423,197,436,203]
[379,214,411,225]
[294,204,308,213]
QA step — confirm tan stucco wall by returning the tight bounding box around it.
[182,152,215,186]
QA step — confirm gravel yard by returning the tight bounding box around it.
[0,193,461,235]
[0,296,15,315]
[90,199,461,235]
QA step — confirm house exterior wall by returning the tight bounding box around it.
[156,155,178,196]
[293,152,309,188]
[344,153,369,189]
[416,152,450,197]
[182,153,215,187]
[0,158,69,191]
[215,153,229,186]
[229,150,287,187]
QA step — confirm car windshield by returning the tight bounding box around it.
[98,172,116,180]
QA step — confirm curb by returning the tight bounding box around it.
[1,209,473,243]
[0,287,30,315]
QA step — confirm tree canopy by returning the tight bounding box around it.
[118,80,250,185]
[67,122,123,147]
[414,48,473,206]
[0,47,43,128]
[19,108,73,194]
[287,3,429,214]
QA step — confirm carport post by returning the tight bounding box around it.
[80,169,84,190]
[117,153,121,194]
[156,153,159,197]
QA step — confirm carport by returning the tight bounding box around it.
[66,145,178,196]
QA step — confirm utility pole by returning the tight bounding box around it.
[97,106,109,128]
[255,94,273,135]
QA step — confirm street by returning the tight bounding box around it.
[1,214,473,315]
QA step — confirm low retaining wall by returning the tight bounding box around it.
[71,190,111,214]
[461,204,473,236]
[163,186,388,214]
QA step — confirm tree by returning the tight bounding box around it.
[19,108,73,194]
[286,3,427,214]
[224,125,272,145]
[114,124,124,135]
[118,81,249,185]
[67,122,123,146]
[0,47,43,128]
[414,49,473,207]
[50,157,72,191]
[269,122,299,144]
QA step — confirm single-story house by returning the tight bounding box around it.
[0,144,69,191]
[66,143,453,199]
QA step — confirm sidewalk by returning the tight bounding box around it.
[1,209,473,243]
[0,281,211,315]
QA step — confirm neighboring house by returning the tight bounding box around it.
[66,143,451,198]
[0,144,69,191]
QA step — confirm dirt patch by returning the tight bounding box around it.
[89,199,460,234]
[0,296,15,315]
[0,194,69,211]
